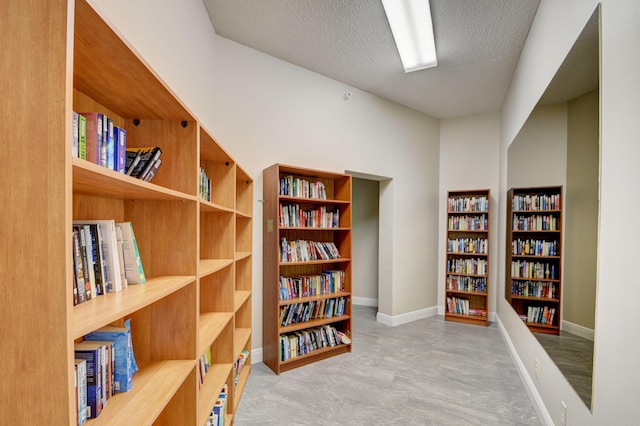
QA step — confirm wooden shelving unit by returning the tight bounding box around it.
[506,186,562,335]
[262,164,352,374]
[444,190,490,326]
[2,1,251,424]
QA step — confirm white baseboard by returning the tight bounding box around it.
[561,320,594,341]
[495,314,552,426]
[352,297,378,307]
[376,306,438,326]
[250,347,263,364]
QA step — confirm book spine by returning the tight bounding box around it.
[72,112,79,158]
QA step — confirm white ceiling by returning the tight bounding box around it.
[202,1,583,119]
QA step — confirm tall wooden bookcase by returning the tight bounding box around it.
[506,186,562,335]
[263,164,352,374]
[2,1,252,424]
[444,190,491,326]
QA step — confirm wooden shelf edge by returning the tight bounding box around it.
[200,199,235,213]
[90,360,194,425]
[233,328,252,358]
[279,344,351,372]
[445,289,488,297]
[72,275,196,339]
[445,313,489,326]
[235,252,251,261]
[198,258,233,277]
[73,158,197,202]
[198,312,234,355]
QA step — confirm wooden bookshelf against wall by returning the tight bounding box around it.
[263,164,352,374]
[1,1,251,424]
[506,186,562,335]
[444,190,490,326]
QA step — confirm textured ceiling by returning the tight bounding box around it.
[202,0,545,119]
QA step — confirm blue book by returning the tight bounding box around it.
[114,126,127,173]
[105,117,115,170]
[74,341,104,418]
[83,323,137,393]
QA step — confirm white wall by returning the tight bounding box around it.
[438,111,501,316]
[501,0,640,424]
[91,0,441,351]
[352,177,379,306]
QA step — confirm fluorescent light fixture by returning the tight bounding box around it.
[382,0,437,72]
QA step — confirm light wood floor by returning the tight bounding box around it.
[235,305,542,425]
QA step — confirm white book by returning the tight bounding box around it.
[73,220,123,292]
[114,226,128,288]
[115,222,146,284]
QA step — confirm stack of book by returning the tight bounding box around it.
[72,220,146,306]
[125,146,163,181]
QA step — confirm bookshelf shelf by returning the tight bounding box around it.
[444,189,491,326]
[263,164,353,374]
[2,1,252,423]
[506,186,562,335]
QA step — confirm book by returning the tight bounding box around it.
[115,222,146,284]
[73,220,123,292]
[80,112,103,165]
[114,226,128,288]
[78,113,87,160]
[72,112,79,158]
[72,228,89,304]
[125,148,142,175]
[78,225,97,300]
[85,340,115,401]
[87,224,106,296]
[105,117,115,170]
[83,324,137,393]
[141,158,162,182]
[101,114,108,167]
[74,341,104,418]
[113,126,127,173]
[75,359,88,425]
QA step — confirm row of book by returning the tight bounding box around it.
[445,296,487,317]
[72,111,126,173]
[205,385,228,426]
[74,321,138,423]
[448,196,489,213]
[512,193,561,211]
[519,305,557,325]
[512,238,559,257]
[511,260,557,280]
[72,220,146,306]
[279,175,327,200]
[447,237,488,255]
[279,297,347,327]
[200,167,212,202]
[511,280,558,299]
[279,203,340,228]
[446,258,487,276]
[279,324,349,362]
[279,270,345,300]
[72,112,164,181]
[448,215,488,231]
[446,275,487,293]
[512,214,558,231]
[280,238,340,263]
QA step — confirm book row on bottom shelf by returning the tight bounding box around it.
[519,305,557,325]
[74,320,137,423]
[72,219,146,306]
[279,297,347,326]
[280,324,350,362]
[445,296,487,317]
